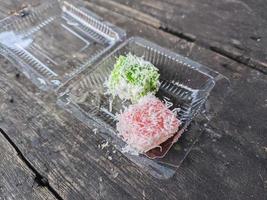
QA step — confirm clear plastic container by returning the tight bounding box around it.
[0,0,125,91]
[57,37,230,179]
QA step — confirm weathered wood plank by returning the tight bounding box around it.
[0,65,181,200]
[0,0,41,17]
[0,130,57,200]
[0,2,183,199]
[88,0,267,73]
[0,1,266,200]
[80,4,267,199]
[172,42,267,200]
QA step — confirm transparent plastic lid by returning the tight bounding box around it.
[57,37,230,179]
[0,0,125,91]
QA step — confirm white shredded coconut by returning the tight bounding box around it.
[100,141,109,149]
[93,128,98,134]
[107,53,160,102]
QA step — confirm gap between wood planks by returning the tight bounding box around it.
[85,0,267,75]
[0,128,64,200]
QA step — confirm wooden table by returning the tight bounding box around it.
[0,0,266,199]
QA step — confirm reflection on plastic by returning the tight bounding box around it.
[0,31,32,48]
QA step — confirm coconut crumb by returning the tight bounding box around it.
[93,128,98,134]
[101,141,109,149]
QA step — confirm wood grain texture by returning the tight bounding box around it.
[0,63,181,200]
[88,0,267,73]
[0,0,41,17]
[0,0,266,200]
[84,4,267,198]
[0,131,57,200]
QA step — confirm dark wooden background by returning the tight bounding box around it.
[0,0,266,200]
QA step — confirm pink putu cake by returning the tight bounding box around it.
[116,94,181,153]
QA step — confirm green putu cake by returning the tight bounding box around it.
[107,53,160,102]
